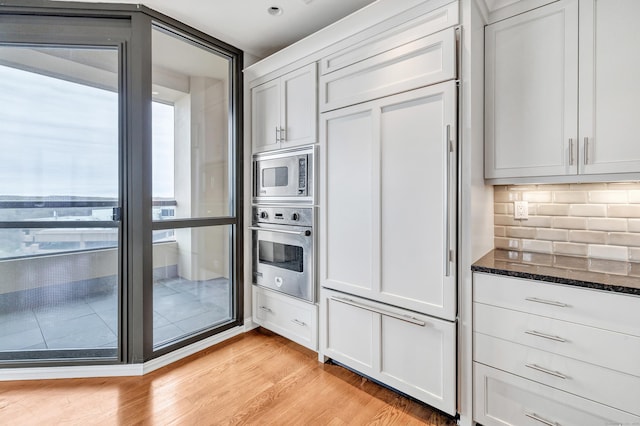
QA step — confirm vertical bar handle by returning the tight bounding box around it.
[584,137,590,164]
[568,138,575,165]
[279,127,286,142]
[444,124,451,277]
[275,126,280,143]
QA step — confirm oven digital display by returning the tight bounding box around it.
[258,241,303,273]
[262,166,288,187]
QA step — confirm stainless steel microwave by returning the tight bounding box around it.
[253,145,314,204]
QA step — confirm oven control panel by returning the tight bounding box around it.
[253,206,313,227]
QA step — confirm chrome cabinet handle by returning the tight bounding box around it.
[584,136,590,164]
[249,226,310,236]
[525,330,567,343]
[569,138,575,165]
[525,297,569,308]
[275,126,281,142]
[444,124,452,277]
[525,363,568,380]
[280,127,286,142]
[331,296,426,326]
[291,319,306,327]
[525,412,561,426]
[259,306,273,314]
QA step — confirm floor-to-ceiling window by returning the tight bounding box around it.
[150,25,238,352]
[0,5,242,366]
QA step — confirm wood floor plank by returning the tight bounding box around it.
[0,329,455,425]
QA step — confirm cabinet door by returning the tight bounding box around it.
[251,78,280,152]
[485,0,578,179]
[579,0,640,175]
[321,289,456,416]
[321,83,457,320]
[280,63,317,149]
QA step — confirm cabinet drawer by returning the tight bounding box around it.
[321,289,456,415]
[253,286,318,351]
[475,333,640,416]
[474,302,640,376]
[319,27,456,112]
[473,272,640,337]
[474,363,640,426]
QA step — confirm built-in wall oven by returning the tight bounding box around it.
[250,206,314,302]
[252,145,314,204]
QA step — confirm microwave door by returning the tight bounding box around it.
[257,157,298,198]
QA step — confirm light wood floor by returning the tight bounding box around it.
[0,329,456,425]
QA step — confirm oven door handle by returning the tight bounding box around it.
[249,226,311,237]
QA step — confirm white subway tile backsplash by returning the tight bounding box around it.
[552,217,588,230]
[588,245,629,261]
[506,227,536,239]
[522,191,552,203]
[553,191,588,203]
[494,184,640,262]
[608,204,640,218]
[553,242,588,256]
[568,204,607,217]
[521,239,553,253]
[587,218,628,232]
[569,230,607,245]
[537,204,570,216]
[536,228,568,241]
[588,191,628,204]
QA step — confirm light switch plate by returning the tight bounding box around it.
[514,201,529,219]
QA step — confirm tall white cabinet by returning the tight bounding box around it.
[485,0,640,181]
[317,4,459,415]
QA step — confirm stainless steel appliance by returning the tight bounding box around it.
[253,145,314,204]
[250,206,315,302]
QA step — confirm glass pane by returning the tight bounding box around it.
[153,225,233,348]
[151,26,233,220]
[0,45,119,359]
[258,241,304,272]
[262,167,289,187]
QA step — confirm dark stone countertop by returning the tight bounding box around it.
[471,249,640,296]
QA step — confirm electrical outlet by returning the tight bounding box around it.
[514,201,529,219]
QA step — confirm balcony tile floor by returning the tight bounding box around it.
[0,277,231,353]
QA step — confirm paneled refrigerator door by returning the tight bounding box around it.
[321,81,457,320]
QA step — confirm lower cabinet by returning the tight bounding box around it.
[252,285,318,351]
[474,364,640,426]
[320,288,456,416]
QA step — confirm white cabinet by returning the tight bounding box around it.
[321,288,456,415]
[473,272,640,422]
[485,0,578,180]
[320,81,457,321]
[252,286,318,351]
[320,27,457,112]
[485,0,640,181]
[579,0,640,175]
[474,364,640,426]
[251,63,317,153]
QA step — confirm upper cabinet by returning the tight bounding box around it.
[485,0,640,182]
[251,63,317,153]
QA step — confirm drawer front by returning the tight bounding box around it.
[319,27,456,112]
[474,302,640,377]
[320,1,458,75]
[474,363,640,426]
[475,333,640,416]
[473,272,640,337]
[320,289,456,415]
[253,286,318,350]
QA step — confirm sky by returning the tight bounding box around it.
[0,55,174,199]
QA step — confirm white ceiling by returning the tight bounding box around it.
[60,0,377,60]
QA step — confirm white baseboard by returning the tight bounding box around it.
[0,323,252,382]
